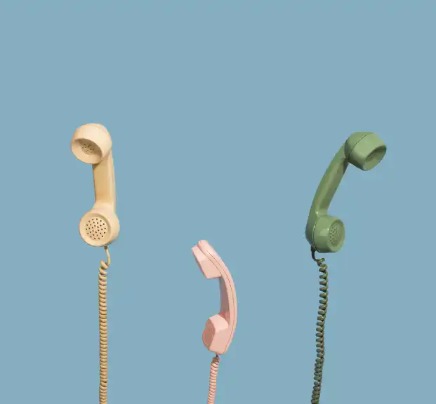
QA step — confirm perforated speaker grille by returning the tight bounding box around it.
[79,139,97,155]
[329,222,342,247]
[85,217,109,242]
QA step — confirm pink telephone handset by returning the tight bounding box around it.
[192,240,237,355]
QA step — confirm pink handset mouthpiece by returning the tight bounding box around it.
[192,240,237,355]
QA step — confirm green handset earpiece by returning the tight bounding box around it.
[306,132,387,404]
[306,132,387,253]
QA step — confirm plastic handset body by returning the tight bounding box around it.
[71,123,120,247]
[305,132,386,253]
[193,240,237,355]
[305,145,348,245]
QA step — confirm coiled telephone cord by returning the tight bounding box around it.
[99,246,111,404]
[207,354,220,404]
[310,247,329,404]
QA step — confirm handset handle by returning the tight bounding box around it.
[93,150,116,210]
[192,240,237,355]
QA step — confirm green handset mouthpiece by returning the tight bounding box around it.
[305,132,387,253]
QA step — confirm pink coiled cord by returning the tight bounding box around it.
[207,355,220,404]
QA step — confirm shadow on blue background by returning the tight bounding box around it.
[0,2,433,403]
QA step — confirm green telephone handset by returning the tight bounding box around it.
[305,132,386,404]
[306,132,387,253]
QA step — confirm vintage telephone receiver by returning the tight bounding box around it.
[71,123,119,404]
[305,132,387,404]
[192,240,237,404]
[71,123,120,247]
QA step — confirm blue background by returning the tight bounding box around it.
[0,2,433,403]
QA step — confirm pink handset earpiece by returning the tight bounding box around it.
[192,240,237,355]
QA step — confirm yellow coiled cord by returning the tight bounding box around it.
[99,246,111,404]
[310,247,329,404]
[207,355,220,404]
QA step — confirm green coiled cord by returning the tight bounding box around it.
[310,247,329,404]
